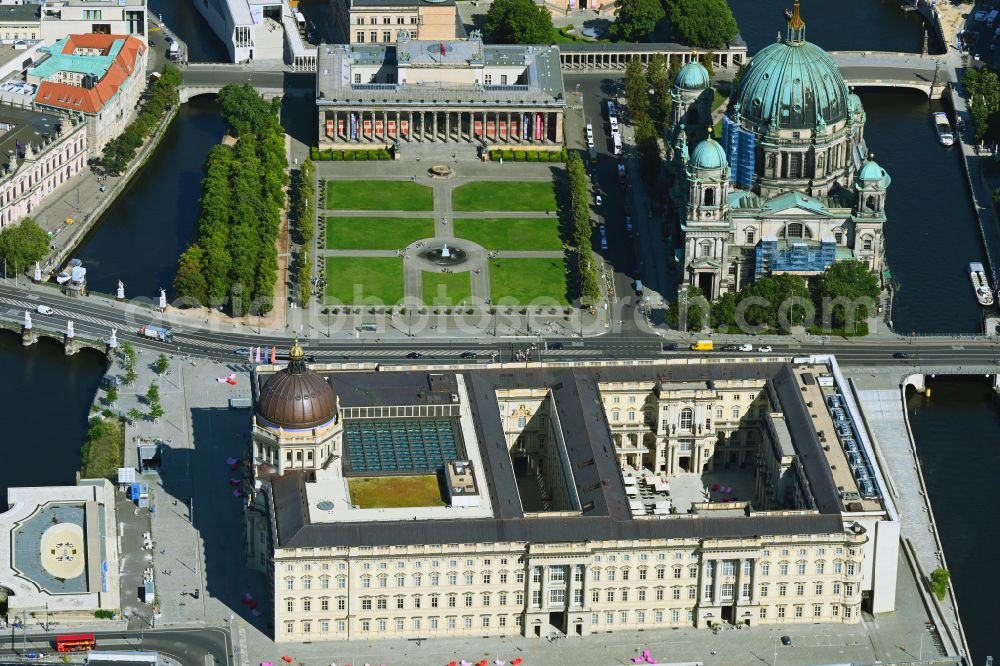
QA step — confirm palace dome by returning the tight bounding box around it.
[255,342,336,430]
[690,137,728,171]
[675,61,710,92]
[733,6,849,130]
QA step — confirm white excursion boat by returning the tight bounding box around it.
[970,262,994,306]
[934,112,954,146]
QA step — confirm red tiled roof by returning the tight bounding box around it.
[35,34,146,115]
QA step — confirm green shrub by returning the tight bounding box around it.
[94,610,115,619]
[929,568,950,600]
[310,147,319,160]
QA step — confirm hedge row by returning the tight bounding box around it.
[311,148,393,161]
[488,148,567,162]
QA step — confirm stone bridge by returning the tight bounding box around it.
[177,65,300,103]
[828,51,946,99]
[0,312,110,358]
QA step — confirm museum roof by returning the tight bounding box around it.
[316,37,564,106]
[267,360,863,549]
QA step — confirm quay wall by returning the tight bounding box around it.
[897,377,973,661]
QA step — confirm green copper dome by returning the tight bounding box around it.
[675,61,710,92]
[690,137,728,171]
[857,156,891,188]
[733,7,849,130]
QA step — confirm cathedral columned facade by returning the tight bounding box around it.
[669,3,890,299]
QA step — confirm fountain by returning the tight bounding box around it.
[428,164,455,179]
[420,241,467,266]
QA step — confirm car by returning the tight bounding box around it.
[600,235,608,250]
[233,347,251,356]
[893,351,909,359]
[758,345,773,353]
[548,342,564,350]
[780,636,793,647]
[405,352,423,359]
[459,351,477,359]
[25,653,44,660]
[661,342,678,351]
[738,343,753,352]
[722,344,739,351]
[625,215,633,232]
[595,194,603,206]
[35,305,54,315]
[976,10,988,21]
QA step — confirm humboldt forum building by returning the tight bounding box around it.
[245,345,899,643]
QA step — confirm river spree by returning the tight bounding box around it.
[908,377,1000,664]
[70,97,227,299]
[0,333,106,506]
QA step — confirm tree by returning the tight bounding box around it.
[815,260,879,329]
[146,383,160,405]
[483,0,553,44]
[929,568,950,601]
[732,62,747,89]
[610,0,663,42]
[154,354,170,375]
[665,0,738,49]
[740,273,811,331]
[173,245,209,305]
[624,58,650,121]
[126,408,142,425]
[105,386,118,405]
[217,83,282,138]
[0,218,49,273]
[647,54,672,130]
[148,402,165,421]
[666,286,710,331]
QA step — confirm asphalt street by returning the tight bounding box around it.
[1,282,997,369]
[0,628,230,666]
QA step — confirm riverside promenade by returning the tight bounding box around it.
[848,367,971,661]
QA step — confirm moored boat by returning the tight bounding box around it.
[933,111,954,146]
[970,262,994,306]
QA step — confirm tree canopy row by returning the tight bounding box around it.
[174,84,288,315]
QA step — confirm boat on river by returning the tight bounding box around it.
[969,262,994,306]
[933,112,954,146]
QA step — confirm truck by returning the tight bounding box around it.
[139,325,173,342]
[689,340,714,351]
[167,42,179,60]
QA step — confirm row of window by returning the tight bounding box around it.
[285,570,526,590]
[285,556,516,573]
[283,603,858,636]
[354,15,418,26]
[286,614,523,634]
[354,26,413,43]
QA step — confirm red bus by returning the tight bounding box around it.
[55,633,96,652]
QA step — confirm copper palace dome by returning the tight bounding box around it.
[255,342,336,430]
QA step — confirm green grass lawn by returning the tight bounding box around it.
[453,217,562,251]
[423,271,473,306]
[81,416,124,480]
[348,475,445,508]
[712,88,728,138]
[325,257,404,304]
[325,179,433,211]
[326,216,433,250]
[452,181,557,212]
[490,258,569,304]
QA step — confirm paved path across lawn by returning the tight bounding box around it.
[315,163,612,332]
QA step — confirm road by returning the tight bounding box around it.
[2,282,998,369]
[0,628,230,666]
